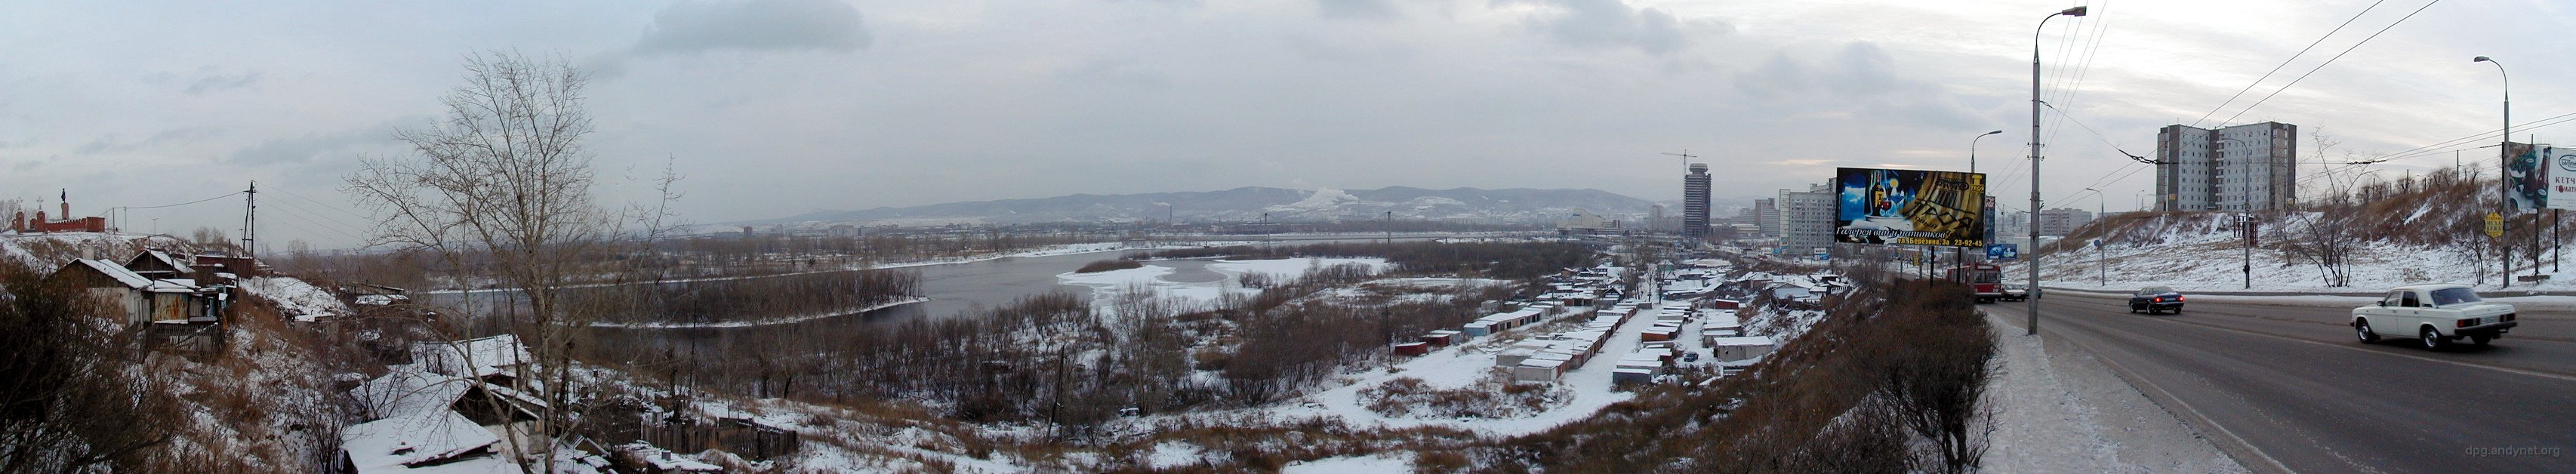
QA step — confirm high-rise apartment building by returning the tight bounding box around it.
[1754,198,1779,237]
[2155,122,2298,211]
[1779,183,1835,255]
[2035,208,2094,236]
[1684,164,1711,239]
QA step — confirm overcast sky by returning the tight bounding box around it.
[5,0,2571,250]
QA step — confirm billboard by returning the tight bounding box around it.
[2508,143,2543,214]
[2549,145,2576,211]
[1834,168,1988,247]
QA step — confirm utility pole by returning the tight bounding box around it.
[242,181,258,257]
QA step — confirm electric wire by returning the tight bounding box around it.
[2190,0,2392,128]
[2213,0,2444,126]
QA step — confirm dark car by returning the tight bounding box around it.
[2129,286,2184,314]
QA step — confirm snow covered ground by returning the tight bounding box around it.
[586,297,929,328]
[1981,312,2246,473]
[2005,215,2576,295]
[1055,257,1396,317]
[239,276,354,322]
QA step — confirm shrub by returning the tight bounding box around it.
[1076,259,1145,273]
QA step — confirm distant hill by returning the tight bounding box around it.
[738,186,1658,226]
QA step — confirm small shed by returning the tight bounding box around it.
[1610,368,1655,385]
[1392,342,1431,356]
[1513,359,1566,383]
[1640,328,1674,343]
[1712,336,1778,362]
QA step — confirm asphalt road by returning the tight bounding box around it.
[1985,292,2576,473]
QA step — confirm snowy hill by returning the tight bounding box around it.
[2010,169,2576,294]
[738,186,1656,226]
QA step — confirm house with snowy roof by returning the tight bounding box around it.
[48,257,222,325]
[414,334,532,386]
[342,369,537,473]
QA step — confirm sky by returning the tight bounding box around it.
[3,0,2571,250]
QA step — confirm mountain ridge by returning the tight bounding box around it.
[735,186,1658,226]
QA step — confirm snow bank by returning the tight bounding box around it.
[242,276,353,322]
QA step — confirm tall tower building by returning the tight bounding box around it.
[1684,163,1711,239]
[2155,122,2298,211]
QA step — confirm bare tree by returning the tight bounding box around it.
[346,50,618,471]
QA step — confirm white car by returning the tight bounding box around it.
[2351,284,2519,349]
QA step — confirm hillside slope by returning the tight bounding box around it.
[2013,169,2575,293]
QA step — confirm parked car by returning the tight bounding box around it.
[1683,351,1701,362]
[2352,284,2518,349]
[2000,283,2031,301]
[2128,286,2184,314]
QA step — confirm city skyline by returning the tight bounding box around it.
[4,0,2565,250]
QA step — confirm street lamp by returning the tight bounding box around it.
[2029,5,2085,336]
[1971,130,2004,174]
[2476,56,2511,288]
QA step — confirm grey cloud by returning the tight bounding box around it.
[73,127,224,155]
[633,0,870,57]
[1498,0,1702,56]
[1059,60,1174,89]
[185,70,261,95]
[227,121,410,165]
[1730,42,1977,130]
[1317,0,1398,20]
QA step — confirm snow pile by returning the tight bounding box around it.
[1283,452,1415,473]
[241,276,353,322]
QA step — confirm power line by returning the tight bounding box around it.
[119,191,245,211]
[2366,111,2576,164]
[2214,0,2444,126]
[2191,0,2391,128]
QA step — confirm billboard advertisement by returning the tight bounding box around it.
[1834,168,1988,247]
[2549,146,2576,211]
[2508,143,2543,214]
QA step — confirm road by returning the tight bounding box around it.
[1985,291,2576,472]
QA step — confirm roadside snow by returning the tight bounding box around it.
[1981,312,2248,473]
[1282,452,1413,473]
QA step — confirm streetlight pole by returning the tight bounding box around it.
[1972,130,2004,267]
[2085,187,2103,288]
[2476,56,2510,288]
[2029,5,2085,336]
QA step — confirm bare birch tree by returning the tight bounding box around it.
[346,50,614,471]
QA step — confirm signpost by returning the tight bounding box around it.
[2487,212,2505,238]
[1987,244,2018,260]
